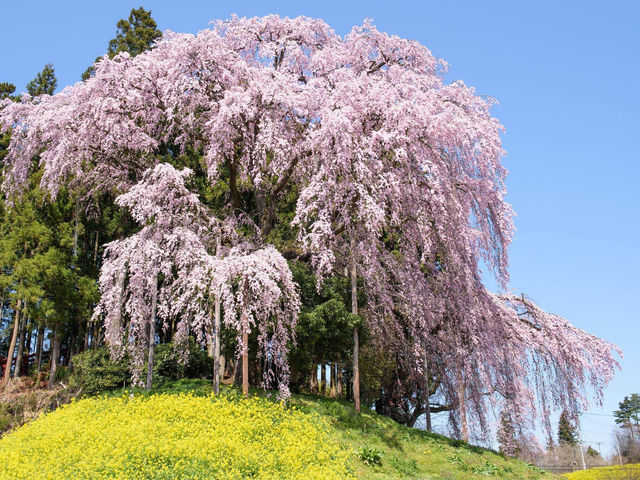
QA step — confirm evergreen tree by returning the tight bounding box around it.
[557,409,578,446]
[614,393,640,444]
[25,64,57,96]
[0,83,16,100]
[82,7,161,80]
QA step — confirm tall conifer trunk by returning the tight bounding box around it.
[3,299,23,387]
[146,274,158,390]
[49,323,61,383]
[36,326,44,372]
[14,315,27,377]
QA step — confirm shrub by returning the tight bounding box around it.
[69,347,129,395]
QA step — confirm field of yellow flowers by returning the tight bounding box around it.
[0,391,354,480]
[0,379,564,479]
[564,464,640,479]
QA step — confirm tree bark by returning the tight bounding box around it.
[337,364,343,397]
[320,362,327,396]
[424,348,432,432]
[14,315,27,377]
[213,293,221,394]
[115,272,125,337]
[212,235,222,394]
[309,366,318,394]
[330,363,336,398]
[93,231,100,267]
[458,367,468,442]
[49,323,61,384]
[83,322,90,351]
[145,274,158,391]
[350,232,360,412]
[241,280,249,397]
[36,326,44,372]
[73,196,79,259]
[3,299,23,386]
[242,330,249,397]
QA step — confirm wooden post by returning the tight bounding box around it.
[242,331,249,397]
[241,281,249,398]
[350,231,360,412]
[145,274,158,391]
[3,299,22,387]
[213,235,222,394]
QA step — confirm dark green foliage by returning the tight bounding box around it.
[358,445,383,466]
[586,445,600,457]
[82,7,161,80]
[153,340,213,384]
[557,409,578,446]
[25,64,57,96]
[0,82,16,100]
[287,260,361,389]
[70,347,129,395]
[614,393,640,428]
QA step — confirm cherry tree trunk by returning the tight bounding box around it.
[424,350,432,432]
[351,233,360,412]
[458,368,469,442]
[115,272,125,336]
[3,299,23,386]
[49,323,61,384]
[145,274,158,391]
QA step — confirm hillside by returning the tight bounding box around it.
[0,379,559,480]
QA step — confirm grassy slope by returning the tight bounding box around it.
[1,378,561,480]
[131,379,559,480]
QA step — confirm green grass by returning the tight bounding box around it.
[2,378,561,480]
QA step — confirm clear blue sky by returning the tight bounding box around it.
[1,0,638,455]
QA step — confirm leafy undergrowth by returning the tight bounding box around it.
[0,379,560,480]
[564,464,640,479]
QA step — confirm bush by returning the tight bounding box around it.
[70,347,129,395]
[71,341,212,395]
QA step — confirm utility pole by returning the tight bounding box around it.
[579,440,586,470]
